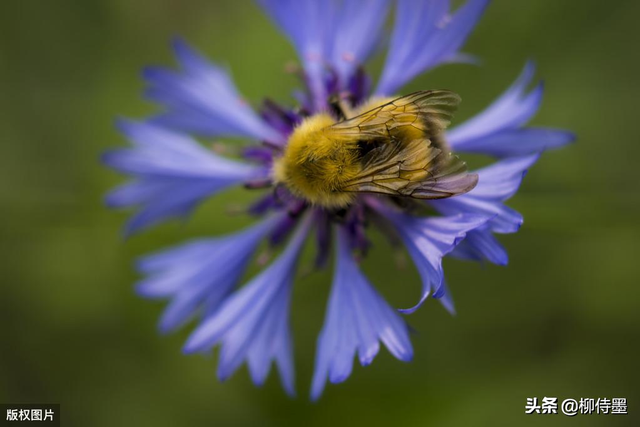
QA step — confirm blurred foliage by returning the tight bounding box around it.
[1,1,639,426]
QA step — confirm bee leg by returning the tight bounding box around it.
[326,207,349,223]
[244,178,273,189]
[328,94,351,121]
[389,196,435,216]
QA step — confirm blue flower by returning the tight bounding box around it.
[104,0,574,399]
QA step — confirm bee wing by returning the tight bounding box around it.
[329,90,474,199]
[340,138,478,199]
[326,90,461,143]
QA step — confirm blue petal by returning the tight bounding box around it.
[431,155,539,234]
[135,214,283,333]
[376,0,490,95]
[183,214,313,396]
[369,199,489,314]
[258,0,391,107]
[448,61,576,156]
[257,0,335,110]
[449,61,539,141]
[144,38,283,144]
[449,227,508,266]
[103,120,265,235]
[451,128,576,157]
[434,279,456,315]
[329,0,391,87]
[311,228,413,401]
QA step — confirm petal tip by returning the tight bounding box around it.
[182,338,201,354]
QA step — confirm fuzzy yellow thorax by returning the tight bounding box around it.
[273,113,361,208]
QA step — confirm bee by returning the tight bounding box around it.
[272,90,478,208]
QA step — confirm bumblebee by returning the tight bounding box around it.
[273,90,478,208]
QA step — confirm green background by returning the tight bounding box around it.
[1,0,638,426]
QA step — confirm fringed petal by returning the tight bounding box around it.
[329,0,391,88]
[135,214,284,333]
[431,154,538,234]
[311,228,413,400]
[376,0,490,95]
[448,61,576,156]
[259,0,391,107]
[257,0,335,110]
[144,38,283,144]
[182,214,313,396]
[369,198,489,313]
[434,279,456,315]
[103,121,265,235]
[449,226,508,266]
